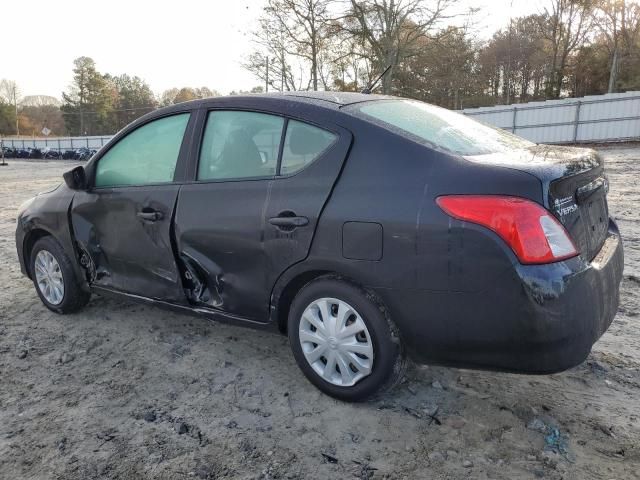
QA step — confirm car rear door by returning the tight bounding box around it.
[175,108,352,321]
[263,117,352,287]
[70,111,195,302]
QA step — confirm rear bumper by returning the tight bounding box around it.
[376,220,624,373]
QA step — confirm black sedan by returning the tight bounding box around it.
[15,92,624,401]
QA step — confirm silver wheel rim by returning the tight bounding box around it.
[299,297,374,387]
[34,250,64,305]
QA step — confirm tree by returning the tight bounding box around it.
[243,51,306,91]
[20,95,61,107]
[342,0,460,94]
[19,105,65,136]
[539,0,594,98]
[0,102,15,135]
[262,0,332,90]
[61,57,116,135]
[478,15,548,104]
[194,87,220,98]
[173,87,198,104]
[159,87,220,106]
[244,5,313,92]
[107,74,156,129]
[568,43,610,95]
[229,86,266,95]
[0,79,21,135]
[324,17,376,92]
[396,26,484,108]
[0,88,66,136]
[158,88,180,107]
[592,0,640,92]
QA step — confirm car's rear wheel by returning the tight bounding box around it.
[30,236,90,314]
[288,276,405,401]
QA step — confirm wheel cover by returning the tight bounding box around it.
[34,250,64,305]
[299,297,374,387]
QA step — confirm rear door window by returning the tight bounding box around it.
[280,120,337,175]
[198,111,284,181]
[95,113,190,187]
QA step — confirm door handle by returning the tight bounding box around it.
[268,215,309,229]
[137,210,163,222]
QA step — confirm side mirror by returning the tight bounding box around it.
[63,166,87,190]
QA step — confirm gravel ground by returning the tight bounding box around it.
[0,146,639,480]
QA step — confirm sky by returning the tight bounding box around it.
[2,0,546,99]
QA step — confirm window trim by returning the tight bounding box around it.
[194,109,285,184]
[275,117,289,177]
[190,107,341,185]
[277,118,339,178]
[89,110,194,191]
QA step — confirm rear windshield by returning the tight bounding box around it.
[348,99,534,156]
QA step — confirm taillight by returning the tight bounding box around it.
[436,195,578,264]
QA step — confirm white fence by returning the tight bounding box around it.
[1,135,111,151]
[463,91,640,144]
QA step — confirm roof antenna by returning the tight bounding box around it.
[361,64,392,94]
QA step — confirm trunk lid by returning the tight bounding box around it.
[465,145,609,261]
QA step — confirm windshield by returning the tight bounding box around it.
[348,99,534,156]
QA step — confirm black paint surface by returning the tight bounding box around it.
[15,92,624,374]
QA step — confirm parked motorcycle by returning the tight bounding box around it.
[28,148,43,159]
[15,148,31,158]
[74,148,95,161]
[43,148,62,159]
[2,147,17,158]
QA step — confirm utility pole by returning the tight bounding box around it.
[608,47,618,93]
[506,0,513,105]
[280,50,285,91]
[265,57,269,92]
[607,1,622,94]
[280,28,285,91]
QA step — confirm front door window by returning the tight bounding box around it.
[95,113,190,188]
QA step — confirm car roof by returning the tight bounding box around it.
[130,91,398,133]
[271,91,392,106]
[161,91,393,112]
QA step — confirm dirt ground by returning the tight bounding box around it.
[0,146,638,480]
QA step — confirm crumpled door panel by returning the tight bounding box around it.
[70,186,186,303]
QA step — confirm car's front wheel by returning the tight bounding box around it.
[30,236,90,314]
[288,276,405,401]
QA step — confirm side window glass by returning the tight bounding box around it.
[95,113,190,187]
[280,120,337,175]
[198,111,284,181]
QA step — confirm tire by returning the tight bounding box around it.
[30,236,90,314]
[288,276,405,402]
